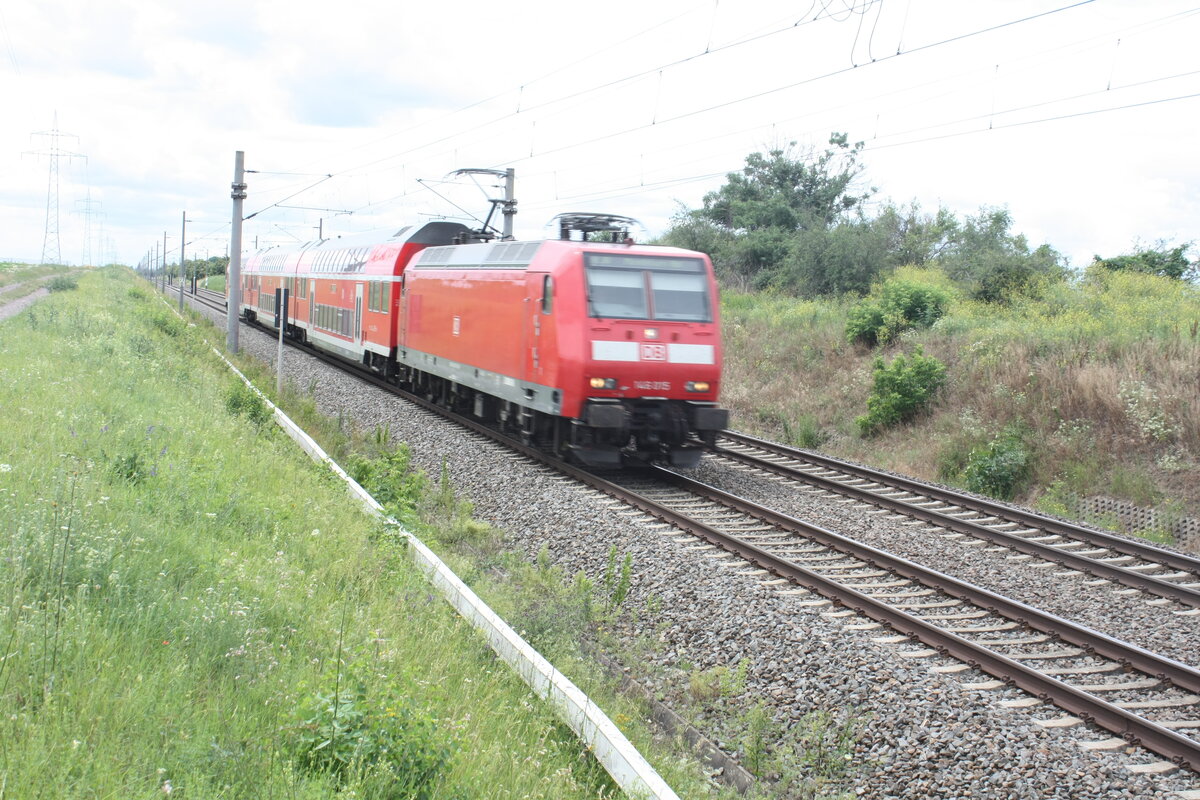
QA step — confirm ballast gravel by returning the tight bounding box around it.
[196,298,1200,799]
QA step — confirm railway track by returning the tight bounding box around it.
[180,284,1200,780]
[711,431,1200,611]
[192,285,227,313]
[597,466,1200,775]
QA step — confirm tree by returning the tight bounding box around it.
[937,207,1065,303]
[695,133,871,233]
[870,201,958,267]
[1090,242,1197,282]
[662,133,875,292]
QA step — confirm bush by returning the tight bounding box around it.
[292,675,453,798]
[844,302,886,346]
[347,446,428,521]
[224,381,273,427]
[963,427,1031,500]
[881,279,949,327]
[149,311,185,337]
[46,275,78,292]
[784,414,829,449]
[856,346,947,435]
[846,278,950,345]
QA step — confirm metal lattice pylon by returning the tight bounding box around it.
[27,113,84,266]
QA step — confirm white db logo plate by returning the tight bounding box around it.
[640,343,667,361]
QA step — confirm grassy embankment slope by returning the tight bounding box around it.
[0,262,79,300]
[0,267,733,798]
[721,267,1200,542]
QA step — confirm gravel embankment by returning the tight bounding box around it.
[193,297,1200,800]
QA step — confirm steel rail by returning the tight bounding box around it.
[719,429,1200,572]
[715,431,1200,606]
[636,467,1200,772]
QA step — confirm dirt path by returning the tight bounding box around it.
[0,288,48,323]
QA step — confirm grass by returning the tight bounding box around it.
[0,267,748,798]
[201,274,226,293]
[0,263,80,300]
[720,270,1200,539]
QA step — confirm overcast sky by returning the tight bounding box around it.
[2,0,1197,270]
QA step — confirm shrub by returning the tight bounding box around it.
[881,278,949,327]
[846,278,949,345]
[784,414,829,449]
[856,346,947,435]
[845,302,886,346]
[224,381,273,427]
[963,427,1031,500]
[346,445,427,520]
[46,275,78,292]
[292,677,453,798]
[149,311,185,337]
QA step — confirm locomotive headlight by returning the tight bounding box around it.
[685,381,711,392]
[643,328,659,339]
[590,377,618,389]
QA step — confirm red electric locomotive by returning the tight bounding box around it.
[238,212,727,467]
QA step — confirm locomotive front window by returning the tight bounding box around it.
[650,271,709,321]
[584,253,710,322]
[586,268,647,319]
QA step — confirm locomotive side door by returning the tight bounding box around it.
[308,280,315,328]
[525,272,552,385]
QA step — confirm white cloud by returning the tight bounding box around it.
[0,0,1197,268]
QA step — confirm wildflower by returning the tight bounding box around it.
[162,779,173,795]
[0,464,10,472]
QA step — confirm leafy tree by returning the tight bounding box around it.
[780,218,893,296]
[661,146,1070,302]
[870,201,959,267]
[696,133,871,232]
[663,133,875,292]
[1090,242,1197,282]
[937,207,1065,303]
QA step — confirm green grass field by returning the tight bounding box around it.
[201,273,226,293]
[0,267,742,798]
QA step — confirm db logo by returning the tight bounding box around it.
[640,344,667,361]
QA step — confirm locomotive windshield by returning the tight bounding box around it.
[583,253,711,322]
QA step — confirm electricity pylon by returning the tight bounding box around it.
[27,114,85,266]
